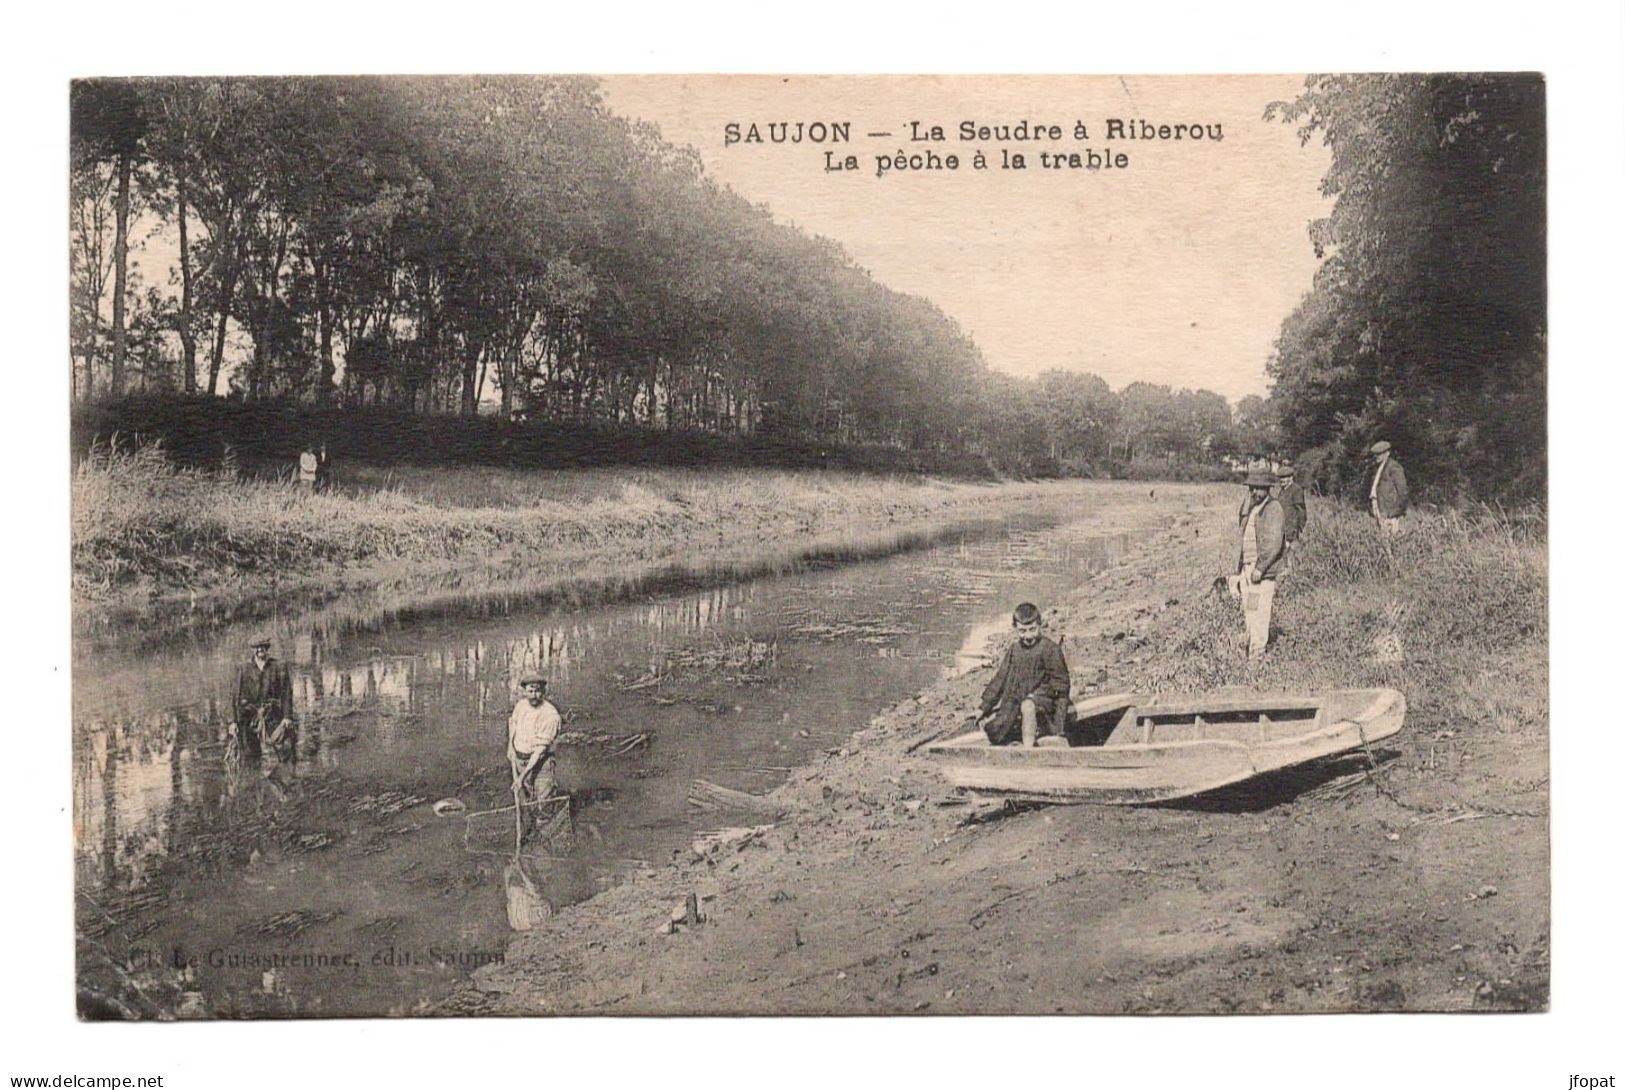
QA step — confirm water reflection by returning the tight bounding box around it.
[74,515,1132,1014]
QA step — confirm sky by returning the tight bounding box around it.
[600,75,1333,402]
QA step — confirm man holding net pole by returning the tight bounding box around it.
[507,673,562,809]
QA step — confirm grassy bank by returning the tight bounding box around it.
[1136,500,1546,699]
[71,442,1098,634]
[460,494,1548,1014]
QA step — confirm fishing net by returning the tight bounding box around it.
[503,860,553,931]
[461,794,575,859]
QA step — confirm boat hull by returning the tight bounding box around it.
[925,688,1405,805]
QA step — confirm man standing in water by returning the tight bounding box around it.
[508,673,562,801]
[235,636,295,761]
[1367,440,1409,534]
[1233,471,1287,661]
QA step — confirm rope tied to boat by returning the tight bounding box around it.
[1352,722,1546,820]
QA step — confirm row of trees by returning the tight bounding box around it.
[1264,74,1545,503]
[70,76,1266,475]
[69,77,986,446]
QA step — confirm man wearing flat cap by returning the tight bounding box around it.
[1275,459,1308,571]
[1233,470,1287,660]
[1366,440,1409,535]
[508,673,562,802]
[235,636,295,761]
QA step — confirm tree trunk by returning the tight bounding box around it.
[315,256,334,404]
[460,354,479,415]
[109,150,133,397]
[84,306,101,401]
[664,360,675,430]
[254,220,290,400]
[207,226,242,396]
[177,171,197,395]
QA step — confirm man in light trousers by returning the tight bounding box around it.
[1232,470,1288,661]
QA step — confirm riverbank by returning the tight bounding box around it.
[72,446,1113,642]
[455,497,1547,1014]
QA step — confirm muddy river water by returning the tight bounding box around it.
[74,496,1158,1016]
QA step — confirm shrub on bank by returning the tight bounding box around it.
[70,395,1000,481]
[1106,457,1236,484]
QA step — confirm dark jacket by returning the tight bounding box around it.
[980,636,1070,718]
[1237,495,1287,579]
[1278,480,1308,542]
[1368,457,1409,518]
[236,657,294,724]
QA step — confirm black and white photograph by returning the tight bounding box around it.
[13,6,1624,1082]
[66,71,1549,1020]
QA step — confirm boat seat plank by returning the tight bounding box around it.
[1139,695,1321,718]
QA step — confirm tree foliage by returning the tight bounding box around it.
[70,76,1259,477]
[1265,74,1545,503]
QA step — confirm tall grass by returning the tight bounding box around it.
[1129,501,1548,721]
[70,440,1048,603]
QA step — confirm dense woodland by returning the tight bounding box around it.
[1265,74,1545,503]
[70,75,1544,497]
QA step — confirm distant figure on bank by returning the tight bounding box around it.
[235,636,296,761]
[315,442,333,492]
[1275,459,1308,571]
[1232,471,1286,661]
[508,673,562,801]
[977,602,1071,747]
[298,445,320,492]
[1366,440,1409,534]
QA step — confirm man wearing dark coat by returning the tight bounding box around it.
[1366,440,1410,534]
[978,602,1071,747]
[235,636,295,761]
[1276,460,1308,568]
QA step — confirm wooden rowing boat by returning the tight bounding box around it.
[922,689,1405,805]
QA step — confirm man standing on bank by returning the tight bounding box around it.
[1367,440,1409,535]
[1276,459,1308,571]
[235,636,296,761]
[1234,471,1287,661]
[298,445,320,492]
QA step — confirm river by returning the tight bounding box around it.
[73,491,1163,1017]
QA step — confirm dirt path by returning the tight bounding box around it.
[453,493,1548,1015]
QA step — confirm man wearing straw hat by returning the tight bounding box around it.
[1232,470,1287,661]
[507,673,561,802]
[1366,440,1409,535]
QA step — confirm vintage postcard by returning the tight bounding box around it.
[68,73,1547,1023]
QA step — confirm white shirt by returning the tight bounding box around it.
[509,699,561,755]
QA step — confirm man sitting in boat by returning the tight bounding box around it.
[977,602,1071,747]
[508,673,562,802]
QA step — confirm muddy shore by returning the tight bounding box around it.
[453,490,1547,1015]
